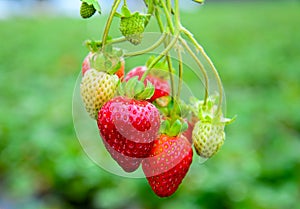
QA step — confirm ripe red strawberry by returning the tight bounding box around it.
[102,140,141,172]
[142,134,193,197]
[82,52,125,80]
[125,66,170,102]
[97,96,160,172]
[80,69,119,119]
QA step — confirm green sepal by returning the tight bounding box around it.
[117,81,126,96]
[88,45,124,75]
[125,77,140,98]
[121,4,131,17]
[135,80,146,96]
[159,107,169,116]
[135,81,155,100]
[181,121,188,133]
[118,78,155,100]
[85,40,102,53]
[160,119,186,137]
[81,0,101,14]
[168,119,182,137]
[192,95,236,126]
[91,53,106,71]
[160,120,171,134]
[107,60,121,75]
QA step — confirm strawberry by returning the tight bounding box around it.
[102,140,141,172]
[119,12,147,45]
[191,97,235,158]
[97,96,160,172]
[125,66,170,102]
[80,2,96,19]
[82,52,125,80]
[142,134,193,197]
[80,69,119,119]
[192,121,225,158]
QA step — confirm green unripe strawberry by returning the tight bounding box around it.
[119,12,146,45]
[190,96,235,159]
[80,69,119,119]
[192,121,225,158]
[80,2,96,19]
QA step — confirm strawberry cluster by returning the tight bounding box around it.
[80,54,195,197]
[78,0,234,198]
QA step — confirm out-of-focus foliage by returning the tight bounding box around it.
[0,2,300,209]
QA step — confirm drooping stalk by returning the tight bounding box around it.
[159,0,175,34]
[176,49,183,100]
[124,33,167,57]
[181,27,223,115]
[179,37,209,104]
[174,0,183,101]
[141,32,180,82]
[155,7,175,98]
[101,0,122,50]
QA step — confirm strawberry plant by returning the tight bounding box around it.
[77,0,235,198]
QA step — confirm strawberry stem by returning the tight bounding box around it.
[181,27,224,116]
[123,32,167,57]
[102,0,122,51]
[154,7,175,100]
[160,0,175,34]
[141,32,180,82]
[179,37,209,105]
[174,0,183,100]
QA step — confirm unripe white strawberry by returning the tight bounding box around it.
[80,69,119,119]
[192,121,225,158]
[190,96,235,159]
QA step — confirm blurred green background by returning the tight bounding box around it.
[1,1,300,209]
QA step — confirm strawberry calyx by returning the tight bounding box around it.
[160,118,188,137]
[85,45,124,76]
[118,77,155,100]
[192,96,236,126]
[153,96,189,136]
